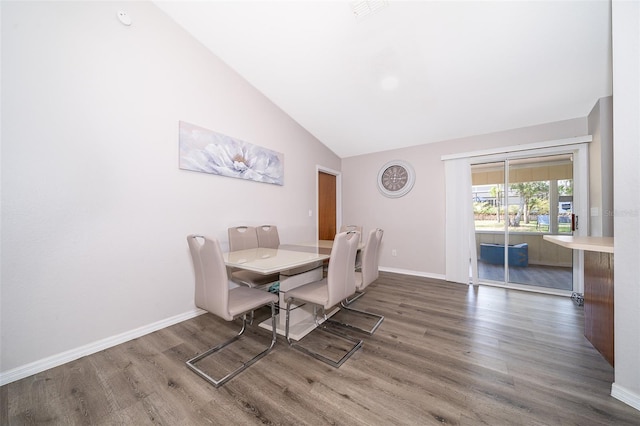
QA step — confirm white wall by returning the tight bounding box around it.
[588,96,614,237]
[0,1,340,381]
[342,118,588,278]
[611,0,640,411]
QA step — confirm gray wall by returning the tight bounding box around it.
[342,118,588,278]
[588,96,614,237]
[611,0,640,409]
[1,1,339,377]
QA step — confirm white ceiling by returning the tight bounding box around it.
[155,1,612,158]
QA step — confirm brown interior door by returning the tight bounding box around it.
[318,171,337,240]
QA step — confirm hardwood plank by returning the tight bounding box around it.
[3,271,640,425]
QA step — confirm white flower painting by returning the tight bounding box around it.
[179,121,284,185]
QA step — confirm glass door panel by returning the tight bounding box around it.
[506,155,573,291]
[472,154,574,292]
[472,161,506,283]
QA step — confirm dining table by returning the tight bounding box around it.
[223,239,364,340]
[223,241,334,340]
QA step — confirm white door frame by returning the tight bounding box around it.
[315,165,342,241]
[469,142,589,294]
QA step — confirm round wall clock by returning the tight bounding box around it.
[377,160,415,198]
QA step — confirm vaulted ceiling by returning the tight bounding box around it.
[155,1,612,158]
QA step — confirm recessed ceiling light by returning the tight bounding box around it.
[350,1,389,20]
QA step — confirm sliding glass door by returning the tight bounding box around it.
[472,153,577,294]
[473,161,507,283]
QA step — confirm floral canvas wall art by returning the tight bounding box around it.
[179,121,284,185]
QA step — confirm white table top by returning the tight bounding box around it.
[223,246,330,275]
[298,239,365,251]
[543,235,614,253]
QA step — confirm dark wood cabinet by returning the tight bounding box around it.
[584,251,614,366]
[543,236,614,367]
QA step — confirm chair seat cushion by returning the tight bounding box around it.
[285,279,329,308]
[231,270,279,288]
[228,287,278,318]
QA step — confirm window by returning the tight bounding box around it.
[472,155,573,234]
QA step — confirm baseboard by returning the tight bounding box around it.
[612,383,640,412]
[379,267,446,281]
[0,308,206,386]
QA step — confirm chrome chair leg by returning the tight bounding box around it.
[186,302,277,387]
[343,290,365,305]
[285,297,362,368]
[326,301,384,336]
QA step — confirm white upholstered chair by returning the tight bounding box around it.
[228,226,279,288]
[334,228,385,335]
[228,225,259,250]
[186,234,278,387]
[256,225,280,249]
[339,224,363,240]
[283,231,363,367]
[339,224,363,267]
[350,228,384,301]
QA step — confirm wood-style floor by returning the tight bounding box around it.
[3,272,640,425]
[478,261,573,291]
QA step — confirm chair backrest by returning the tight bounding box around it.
[340,224,363,242]
[326,231,360,307]
[228,226,258,251]
[360,228,384,289]
[187,235,232,321]
[257,225,280,249]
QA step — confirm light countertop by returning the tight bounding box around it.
[224,247,329,274]
[543,235,614,253]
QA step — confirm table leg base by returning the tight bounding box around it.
[258,305,339,341]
